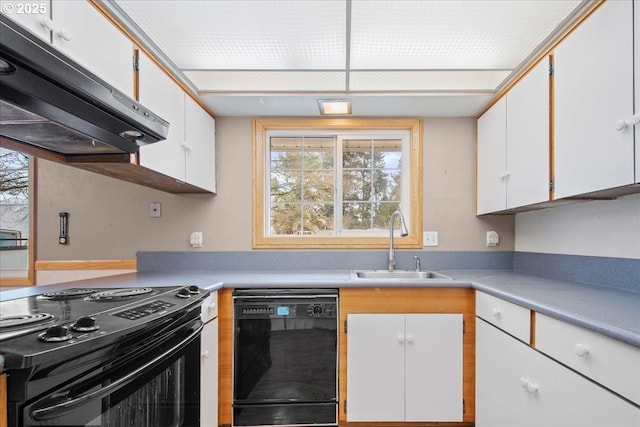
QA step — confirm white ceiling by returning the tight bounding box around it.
[113,0,584,117]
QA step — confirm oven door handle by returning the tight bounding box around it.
[31,322,203,421]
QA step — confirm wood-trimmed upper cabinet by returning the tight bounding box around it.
[477,58,550,215]
[1,0,134,97]
[553,0,635,198]
[137,52,216,193]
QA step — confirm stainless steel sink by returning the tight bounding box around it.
[353,270,452,280]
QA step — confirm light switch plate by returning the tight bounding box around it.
[190,231,203,248]
[423,231,438,247]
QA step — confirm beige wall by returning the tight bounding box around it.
[36,117,514,261]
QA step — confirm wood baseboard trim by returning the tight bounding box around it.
[35,259,137,270]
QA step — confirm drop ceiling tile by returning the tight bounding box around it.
[350,0,581,69]
[116,0,346,69]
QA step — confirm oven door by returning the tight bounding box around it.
[20,318,202,427]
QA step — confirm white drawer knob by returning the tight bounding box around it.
[574,343,590,357]
[406,335,414,344]
[519,377,539,393]
[397,335,405,344]
[208,302,217,313]
[201,350,210,359]
[492,308,501,318]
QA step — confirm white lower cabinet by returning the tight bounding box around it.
[200,292,218,427]
[346,313,463,422]
[476,319,640,427]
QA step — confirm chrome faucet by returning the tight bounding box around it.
[413,256,421,272]
[387,210,409,271]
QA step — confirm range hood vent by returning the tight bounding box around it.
[0,15,169,156]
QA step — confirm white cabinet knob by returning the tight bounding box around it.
[406,335,414,344]
[492,308,501,319]
[574,343,590,357]
[498,172,510,180]
[397,334,405,344]
[208,302,216,313]
[519,377,539,393]
[39,17,55,31]
[616,120,630,131]
[201,350,210,359]
[56,28,71,42]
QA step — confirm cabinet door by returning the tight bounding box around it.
[635,0,639,183]
[0,0,51,41]
[477,97,507,214]
[185,97,216,192]
[506,58,550,209]
[346,314,405,422]
[476,319,640,427]
[51,0,133,97]
[201,318,218,427]
[138,52,186,182]
[405,314,462,422]
[553,0,634,198]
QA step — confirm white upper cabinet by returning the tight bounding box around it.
[506,59,550,208]
[185,96,216,193]
[138,52,216,192]
[477,58,550,214]
[477,97,507,214]
[1,0,52,41]
[2,0,134,96]
[553,0,635,198]
[137,52,187,182]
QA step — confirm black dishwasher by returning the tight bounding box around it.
[232,289,338,427]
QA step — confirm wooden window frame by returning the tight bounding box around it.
[252,117,423,249]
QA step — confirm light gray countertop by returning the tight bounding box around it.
[1,269,639,348]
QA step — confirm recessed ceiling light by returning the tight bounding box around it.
[318,99,352,115]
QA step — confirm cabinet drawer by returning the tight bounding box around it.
[476,291,530,343]
[536,313,640,405]
[201,290,218,323]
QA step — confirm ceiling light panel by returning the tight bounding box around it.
[350,0,581,70]
[116,0,346,70]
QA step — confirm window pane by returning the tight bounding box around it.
[271,137,302,169]
[373,202,402,230]
[374,169,401,201]
[270,203,302,235]
[0,148,30,279]
[343,139,372,168]
[342,202,372,230]
[303,171,334,202]
[374,139,402,169]
[270,170,301,202]
[303,137,334,169]
[342,169,372,201]
[302,203,334,235]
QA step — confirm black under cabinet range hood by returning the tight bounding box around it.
[0,15,169,156]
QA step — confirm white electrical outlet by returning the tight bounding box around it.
[486,230,500,247]
[423,231,438,247]
[190,232,203,248]
[149,202,161,218]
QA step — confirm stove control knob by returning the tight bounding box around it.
[312,305,324,316]
[71,316,99,332]
[176,288,191,299]
[187,285,200,294]
[40,325,72,342]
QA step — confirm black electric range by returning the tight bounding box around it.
[0,285,206,369]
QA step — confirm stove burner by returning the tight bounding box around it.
[39,288,96,300]
[88,287,154,301]
[0,313,55,329]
